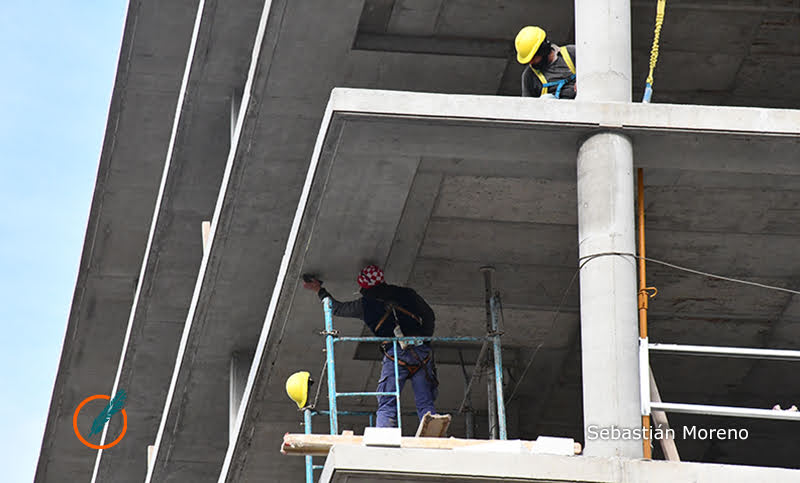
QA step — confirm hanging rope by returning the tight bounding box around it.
[643,0,667,103]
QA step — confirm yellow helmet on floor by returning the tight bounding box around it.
[515,26,547,64]
[286,371,311,409]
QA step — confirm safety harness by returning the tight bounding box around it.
[374,303,422,335]
[375,302,437,385]
[529,46,576,99]
[382,346,432,377]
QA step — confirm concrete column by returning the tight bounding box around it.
[574,0,641,458]
[577,133,641,458]
[230,351,254,442]
[574,0,632,102]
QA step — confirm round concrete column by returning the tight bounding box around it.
[574,0,632,102]
[577,132,642,458]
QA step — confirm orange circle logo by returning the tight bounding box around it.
[72,394,127,449]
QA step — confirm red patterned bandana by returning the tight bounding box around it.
[357,265,384,289]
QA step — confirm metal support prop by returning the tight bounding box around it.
[303,409,313,483]
[489,295,508,440]
[481,266,499,439]
[636,168,652,459]
[458,349,475,438]
[323,297,338,435]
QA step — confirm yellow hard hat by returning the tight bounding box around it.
[515,26,547,64]
[286,371,311,409]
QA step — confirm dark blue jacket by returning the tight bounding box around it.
[318,283,435,337]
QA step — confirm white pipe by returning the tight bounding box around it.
[650,343,800,361]
[651,402,800,421]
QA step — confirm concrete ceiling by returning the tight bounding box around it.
[39,0,800,482]
[220,89,800,481]
[353,0,800,107]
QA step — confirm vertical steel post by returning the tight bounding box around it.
[303,409,314,483]
[323,297,338,435]
[458,349,475,438]
[637,168,652,458]
[490,295,508,440]
[392,339,402,433]
[480,266,499,439]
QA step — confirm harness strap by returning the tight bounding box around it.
[530,47,576,99]
[374,308,392,333]
[383,348,431,377]
[529,65,549,96]
[393,305,422,324]
[375,301,423,334]
[560,46,576,74]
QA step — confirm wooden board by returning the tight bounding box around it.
[415,412,451,438]
[281,433,582,457]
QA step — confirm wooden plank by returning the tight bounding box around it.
[415,412,451,438]
[650,367,680,462]
[281,433,582,457]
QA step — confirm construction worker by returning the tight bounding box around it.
[515,26,577,99]
[302,265,437,428]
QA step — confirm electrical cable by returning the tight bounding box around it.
[580,252,800,296]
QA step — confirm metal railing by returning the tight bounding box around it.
[642,342,800,423]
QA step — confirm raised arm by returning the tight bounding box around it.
[302,277,364,319]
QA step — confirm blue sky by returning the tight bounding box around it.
[0,2,127,481]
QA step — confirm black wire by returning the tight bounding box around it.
[502,251,800,408]
[579,252,800,296]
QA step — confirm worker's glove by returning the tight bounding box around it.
[302,277,322,292]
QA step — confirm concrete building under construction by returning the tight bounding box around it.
[36,0,800,482]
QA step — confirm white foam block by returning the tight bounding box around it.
[530,436,576,456]
[363,427,402,447]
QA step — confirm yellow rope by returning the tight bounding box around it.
[644,0,667,101]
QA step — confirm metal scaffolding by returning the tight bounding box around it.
[300,284,509,482]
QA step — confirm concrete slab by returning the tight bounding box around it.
[319,444,800,482]
[88,0,264,481]
[217,88,800,480]
[34,1,199,481]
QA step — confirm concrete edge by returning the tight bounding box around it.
[327,88,800,136]
[145,0,285,481]
[320,444,800,482]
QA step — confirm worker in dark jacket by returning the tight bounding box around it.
[302,265,437,428]
[516,25,577,99]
